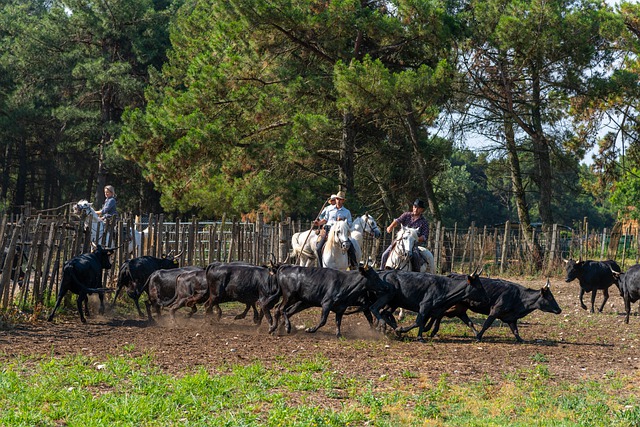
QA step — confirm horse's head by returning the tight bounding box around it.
[73,200,94,219]
[357,214,381,238]
[328,221,351,252]
[395,226,419,257]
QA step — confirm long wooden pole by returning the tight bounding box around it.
[300,197,332,252]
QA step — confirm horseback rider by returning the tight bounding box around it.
[380,199,429,271]
[313,191,358,268]
[318,194,337,223]
[95,185,117,224]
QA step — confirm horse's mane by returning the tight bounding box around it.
[327,221,348,246]
[396,226,418,241]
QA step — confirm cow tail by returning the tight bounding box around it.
[160,284,181,307]
[116,263,131,290]
[67,266,113,294]
[260,273,281,308]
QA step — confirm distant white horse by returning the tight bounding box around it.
[385,225,435,273]
[291,214,378,268]
[321,220,361,271]
[73,200,146,255]
[350,214,382,249]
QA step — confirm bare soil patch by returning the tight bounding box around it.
[2,278,639,385]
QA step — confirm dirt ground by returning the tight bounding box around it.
[2,277,640,385]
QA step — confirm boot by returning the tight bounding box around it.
[410,253,421,272]
[316,246,324,268]
[348,246,358,269]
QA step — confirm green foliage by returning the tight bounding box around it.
[0,0,178,211]
[611,168,640,220]
[117,0,462,220]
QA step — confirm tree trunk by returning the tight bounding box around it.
[13,139,27,213]
[1,143,11,201]
[403,100,442,222]
[505,117,541,266]
[95,138,106,207]
[340,110,356,198]
[531,64,554,228]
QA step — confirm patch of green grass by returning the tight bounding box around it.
[2,354,640,426]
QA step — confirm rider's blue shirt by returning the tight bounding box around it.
[326,206,352,227]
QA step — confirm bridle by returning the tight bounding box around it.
[360,215,381,237]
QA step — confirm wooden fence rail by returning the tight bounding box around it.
[0,208,638,311]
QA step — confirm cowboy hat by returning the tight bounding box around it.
[336,191,346,200]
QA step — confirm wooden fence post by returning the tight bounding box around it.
[500,220,510,275]
[600,228,607,261]
[547,223,558,274]
[0,222,21,308]
[434,221,441,273]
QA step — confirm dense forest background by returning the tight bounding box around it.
[2,0,640,236]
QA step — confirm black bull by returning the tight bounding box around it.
[374,270,489,342]
[427,275,562,342]
[564,259,621,313]
[112,255,180,317]
[267,265,393,338]
[47,245,115,323]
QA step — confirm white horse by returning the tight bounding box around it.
[291,229,320,267]
[321,220,361,271]
[385,225,435,273]
[291,214,378,268]
[350,214,382,249]
[73,200,146,255]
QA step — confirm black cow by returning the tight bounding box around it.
[428,276,562,342]
[612,264,640,324]
[269,265,392,338]
[145,266,202,322]
[164,269,210,320]
[374,270,488,342]
[204,262,277,325]
[47,245,115,323]
[112,254,181,317]
[564,259,621,313]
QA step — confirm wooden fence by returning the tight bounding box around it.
[0,206,638,312]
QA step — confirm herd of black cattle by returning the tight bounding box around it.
[44,244,640,343]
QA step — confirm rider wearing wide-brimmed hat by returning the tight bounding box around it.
[317,194,338,223]
[380,198,429,271]
[313,191,357,268]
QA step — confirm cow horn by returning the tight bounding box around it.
[544,278,550,289]
[610,266,621,278]
[173,250,184,258]
[91,241,97,250]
